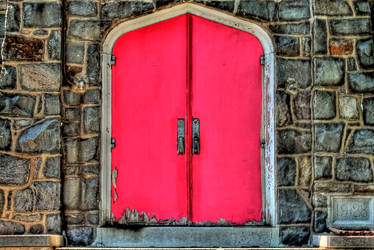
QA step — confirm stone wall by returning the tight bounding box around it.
[0,0,373,247]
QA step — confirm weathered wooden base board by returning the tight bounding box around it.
[0,235,63,247]
[313,234,374,248]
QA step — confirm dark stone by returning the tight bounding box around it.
[81,164,99,175]
[276,91,291,127]
[48,31,61,61]
[30,224,43,234]
[294,91,311,120]
[349,72,374,92]
[277,130,312,154]
[277,59,311,89]
[363,97,374,125]
[315,0,352,15]
[43,157,61,178]
[347,129,374,154]
[354,0,371,15]
[83,107,100,134]
[67,227,93,246]
[3,36,43,61]
[237,0,276,21]
[330,18,370,35]
[44,94,60,115]
[302,37,311,57]
[275,36,300,56]
[356,38,374,69]
[314,211,327,233]
[0,154,30,185]
[63,122,80,137]
[269,22,309,35]
[315,58,344,86]
[1,66,17,89]
[0,14,4,37]
[329,38,354,55]
[66,42,84,64]
[33,29,48,36]
[63,177,80,210]
[46,214,61,233]
[0,220,24,234]
[63,90,81,105]
[67,1,97,17]
[101,1,153,19]
[17,119,60,153]
[196,0,234,12]
[23,2,61,28]
[336,157,373,182]
[0,93,35,117]
[81,177,99,210]
[280,227,310,246]
[79,137,97,162]
[83,89,100,104]
[33,182,60,211]
[69,20,101,41]
[155,0,180,8]
[313,194,327,208]
[277,158,296,186]
[278,189,311,223]
[6,3,20,32]
[88,213,99,225]
[65,214,84,224]
[20,64,61,91]
[313,91,336,119]
[87,44,100,84]
[313,18,327,54]
[279,0,310,21]
[14,189,33,212]
[347,57,357,71]
[0,190,4,215]
[0,119,10,149]
[64,108,80,121]
[315,156,332,180]
[315,124,344,152]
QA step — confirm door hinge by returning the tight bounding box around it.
[260,56,265,65]
[111,55,116,66]
[111,138,116,149]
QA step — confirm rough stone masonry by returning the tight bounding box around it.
[0,0,373,247]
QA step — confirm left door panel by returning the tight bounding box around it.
[111,15,188,223]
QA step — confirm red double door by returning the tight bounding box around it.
[111,14,263,225]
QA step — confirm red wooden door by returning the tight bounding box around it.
[111,14,263,225]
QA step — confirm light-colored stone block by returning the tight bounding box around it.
[313,234,374,248]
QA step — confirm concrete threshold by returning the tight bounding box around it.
[313,234,374,248]
[0,234,63,247]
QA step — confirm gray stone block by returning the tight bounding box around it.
[30,224,43,234]
[302,36,311,57]
[6,3,20,32]
[0,154,30,186]
[336,157,372,182]
[14,189,33,212]
[277,59,311,88]
[69,20,101,41]
[363,97,374,124]
[23,2,61,28]
[33,182,60,211]
[275,36,299,56]
[280,226,309,246]
[276,91,291,127]
[47,30,61,61]
[277,157,296,186]
[155,0,180,8]
[237,0,276,21]
[298,156,312,186]
[0,14,4,37]
[0,94,35,117]
[315,156,332,180]
[347,129,374,154]
[278,189,311,223]
[0,220,24,234]
[354,0,371,15]
[65,213,85,224]
[314,182,352,193]
[0,190,3,215]
[330,18,370,35]
[64,108,80,121]
[46,214,61,234]
[339,96,358,119]
[315,0,352,16]
[313,91,336,119]
[313,234,374,248]
[67,1,97,17]
[0,66,17,89]
[20,64,60,91]
[67,227,93,246]
[196,0,234,12]
[349,72,374,92]
[83,107,100,134]
[269,22,309,35]
[294,91,311,120]
[315,58,344,86]
[87,44,100,84]
[313,19,327,54]
[81,177,99,210]
[63,89,81,105]
[277,129,312,154]
[347,57,357,71]
[357,38,374,69]
[314,211,327,233]
[88,213,99,225]
[66,42,84,64]
[43,157,61,178]
[44,94,60,115]
[315,123,344,152]
[64,138,79,164]
[83,89,100,104]
[79,137,97,162]
[0,119,10,149]
[63,122,80,137]
[279,0,310,21]
[63,177,81,210]
[101,1,153,19]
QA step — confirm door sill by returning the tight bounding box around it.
[92,226,279,248]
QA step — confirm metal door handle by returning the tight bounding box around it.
[192,118,200,154]
[177,119,185,154]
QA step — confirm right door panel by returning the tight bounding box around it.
[191,15,264,224]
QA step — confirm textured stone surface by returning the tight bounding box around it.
[83,107,100,134]
[65,139,78,164]
[237,0,276,21]
[330,18,370,35]
[356,38,374,69]
[0,220,25,234]
[87,44,100,83]
[63,90,81,105]
[33,182,60,211]
[0,94,35,117]
[47,31,61,61]
[79,138,97,162]
[43,157,61,178]
[18,119,60,153]
[46,214,61,234]
[0,119,10,149]
[278,130,312,154]
[275,36,299,56]
[276,92,291,127]
[3,36,43,61]
[347,129,374,154]
[67,227,93,246]
[65,213,85,224]
[0,190,3,215]
[280,227,309,246]
[69,20,101,41]
[63,122,79,137]
[0,154,30,185]
[329,39,353,55]
[315,123,344,152]
[336,157,373,182]
[196,0,234,12]
[30,224,44,234]
[6,3,20,32]
[294,91,311,120]
[314,211,327,233]
[44,94,60,115]
[364,98,374,124]
[81,178,98,210]
[349,72,374,92]
[101,1,153,19]
[270,22,309,35]
[14,189,33,212]
[66,42,84,64]
[298,157,312,187]
[0,66,16,89]
[313,91,336,119]
[63,178,80,210]
[314,182,352,193]
[87,213,99,225]
[315,156,332,180]
[20,64,60,91]
[313,193,328,208]
[278,189,311,223]
[313,19,327,54]
[279,0,310,21]
[83,89,100,104]
[64,108,80,121]
[277,59,311,89]
[354,0,371,15]
[340,96,358,119]
[68,1,97,17]
[315,0,352,15]
[277,157,296,186]
[23,2,61,28]
[315,58,344,86]
[347,58,357,71]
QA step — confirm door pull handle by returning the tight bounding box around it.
[192,118,200,154]
[177,119,185,154]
